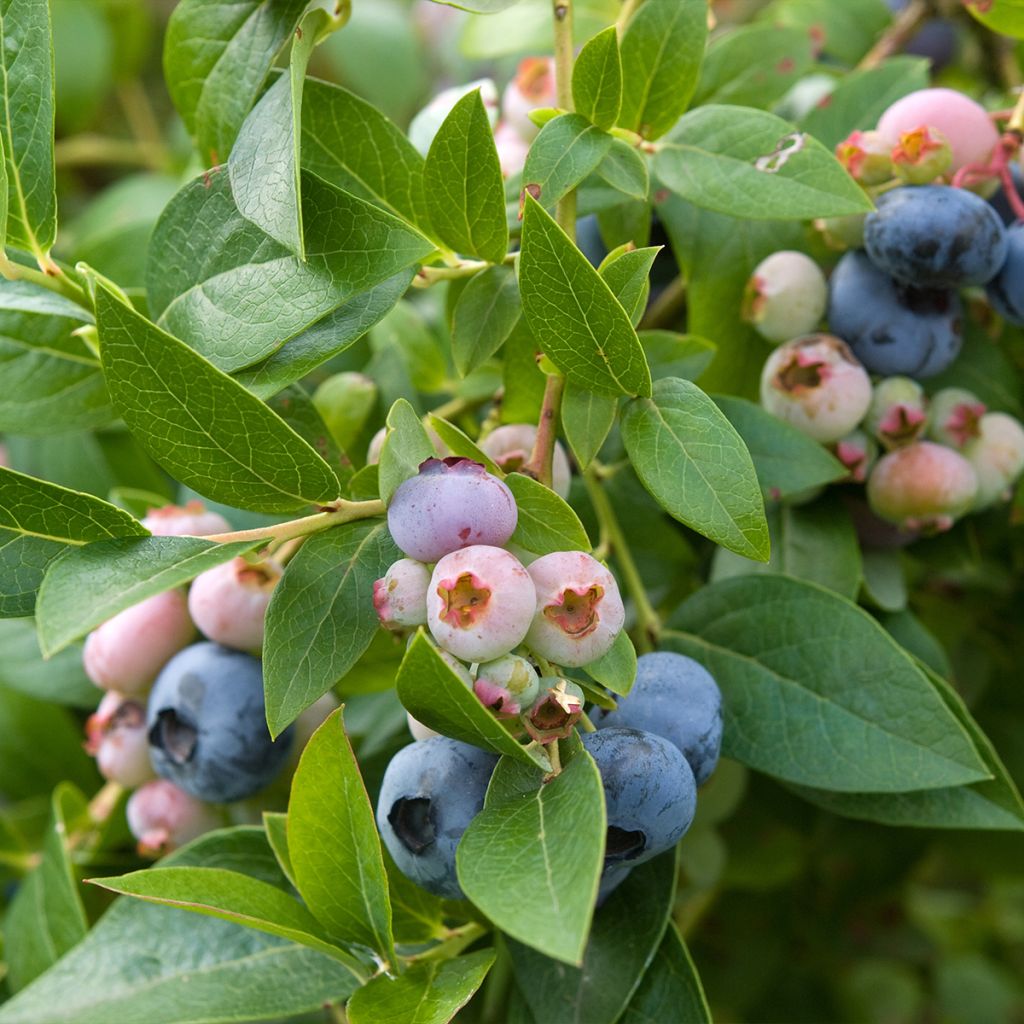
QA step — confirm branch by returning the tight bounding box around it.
[203,499,385,546]
[552,1,577,239]
[520,373,566,488]
[858,0,929,70]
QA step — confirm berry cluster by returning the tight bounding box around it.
[751,87,1024,536]
[377,652,723,903]
[81,502,305,857]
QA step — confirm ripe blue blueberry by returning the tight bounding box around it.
[592,652,723,786]
[987,222,1024,326]
[146,642,294,803]
[377,736,497,899]
[827,250,962,378]
[581,727,697,869]
[864,185,1008,288]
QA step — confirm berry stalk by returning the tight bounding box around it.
[203,498,385,547]
[521,372,566,489]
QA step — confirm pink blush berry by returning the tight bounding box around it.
[479,423,572,499]
[427,545,536,663]
[502,56,557,142]
[525,552,625,667]
[141,501,230,537]
[474,653,540,718]
[188,557,281,652]
[373,558,431,630]
[126,780,221,857]
[388,458,518,563]
[494,121,530,179]
[83,589,197,695]
[93,697,156,788]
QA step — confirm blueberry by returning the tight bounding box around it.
[592,652,723,785]
[146,642,294,803]
[742,250,828,344]
[988,164,1024,226]
[377,736,497,899]
[581,727,697,868]
[827,250,962,378]
[987,222,1024,325]
[864,186,1008,288]
[373,557,431,631]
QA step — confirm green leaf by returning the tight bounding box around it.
[620,922,712,1024]
[302,78,428,229]
[88,866,365,973]
[506,474,591,555]
[0,464,145,618]
[382,845,447,945]
[426,414,503,475]
[347,950,495,1024]
[0,618,95,707]
[561,383,617,468]
[4,784,89,992]
[429,0,522,11]
[0,281,110,436]
[963,0,1024,38]
[800,57,930,150]
[0,0,57,254]
[662,575,991,792]
[619,0,707,140]
[881,609,952,680]
[573,26,622,130]
[655,106,873,220]
[451,265,521,377]
[163,0,307,162]
[262,811,296,888]
[288,708,394,962]
[861,549,907,612]
[396,631,550,770]
[621,377,768,561]
[758,0,890,65]
[713,395,847,499]
[264,520,398,737]
[509,851,677,1024]
[711,494,862,601]
[35,536,256,657]
[523,114,614,209]
[424,89,508,264]
[640,331,716,382]
[147,170,433,373]
[585,629,637,697]
[600,246,659,326]
[519,194,651,397]
[378,398,435,504]
[595,139,649,200]
[458,751,605,964]
[0,828,358,1024]
[693,25,814,110]
[94,281,342,514]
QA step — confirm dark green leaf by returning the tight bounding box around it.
[378,398,435,504]
[288,708,394,961]
[622,377,768,560]
[35,536,256,656]
[861,549,907,612]
[585,629,637,697]
[619,0,707,140]
[506,473,591,555]
[595,140,649,200]
[396,631,550,770]
[600,246,658,326]
[561,383,617,468]
[424,89,508,264]
[523,114,613,208]
[573,26,622,130]
[264,520,397,737]
[452,264,521,377]
[426,414,502,475]
[94,280,343,513]
[640,331,716,383]
[347,950,495,1024]
[163,0,307,161]
[0,618,95,706]
[519,194,651,397]
[457,751,605,964]
[655,106,873,220]
[758,0,890,65]
[382,846,447,945]
[881,609,952,680]
[620,923,712,1024]
[663,575,990,792]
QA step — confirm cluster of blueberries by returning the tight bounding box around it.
[747,87,1024,536]
[82,502,303,856]
[370,452,724,903]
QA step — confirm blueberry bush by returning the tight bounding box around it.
[2,1,1024,1021]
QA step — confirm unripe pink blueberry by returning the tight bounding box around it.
[188,557,280,652]
[366,425,448,467]
[833,429,878,483]
[927,388,986,449]
[742,251,828,344]
[494,121,530,179]
[126,780,221,857]
[962,412,1024,509]
[864,377,927,450]
[474,654,540,718]
[835,129,894,185]
[523,678,585,744]
[877,88,999,175]
[141,501,230,537]
[479,423,572,499]
[427,545,536,663]
[83,589,197,695]
[759,334,873,444]
[86,693,156,788]
[891,126,953,184]
[374,558,431,630]
[524,551,625,668]
[388,458,518,563]
[502,57,557,142]
[867,441,978,533]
